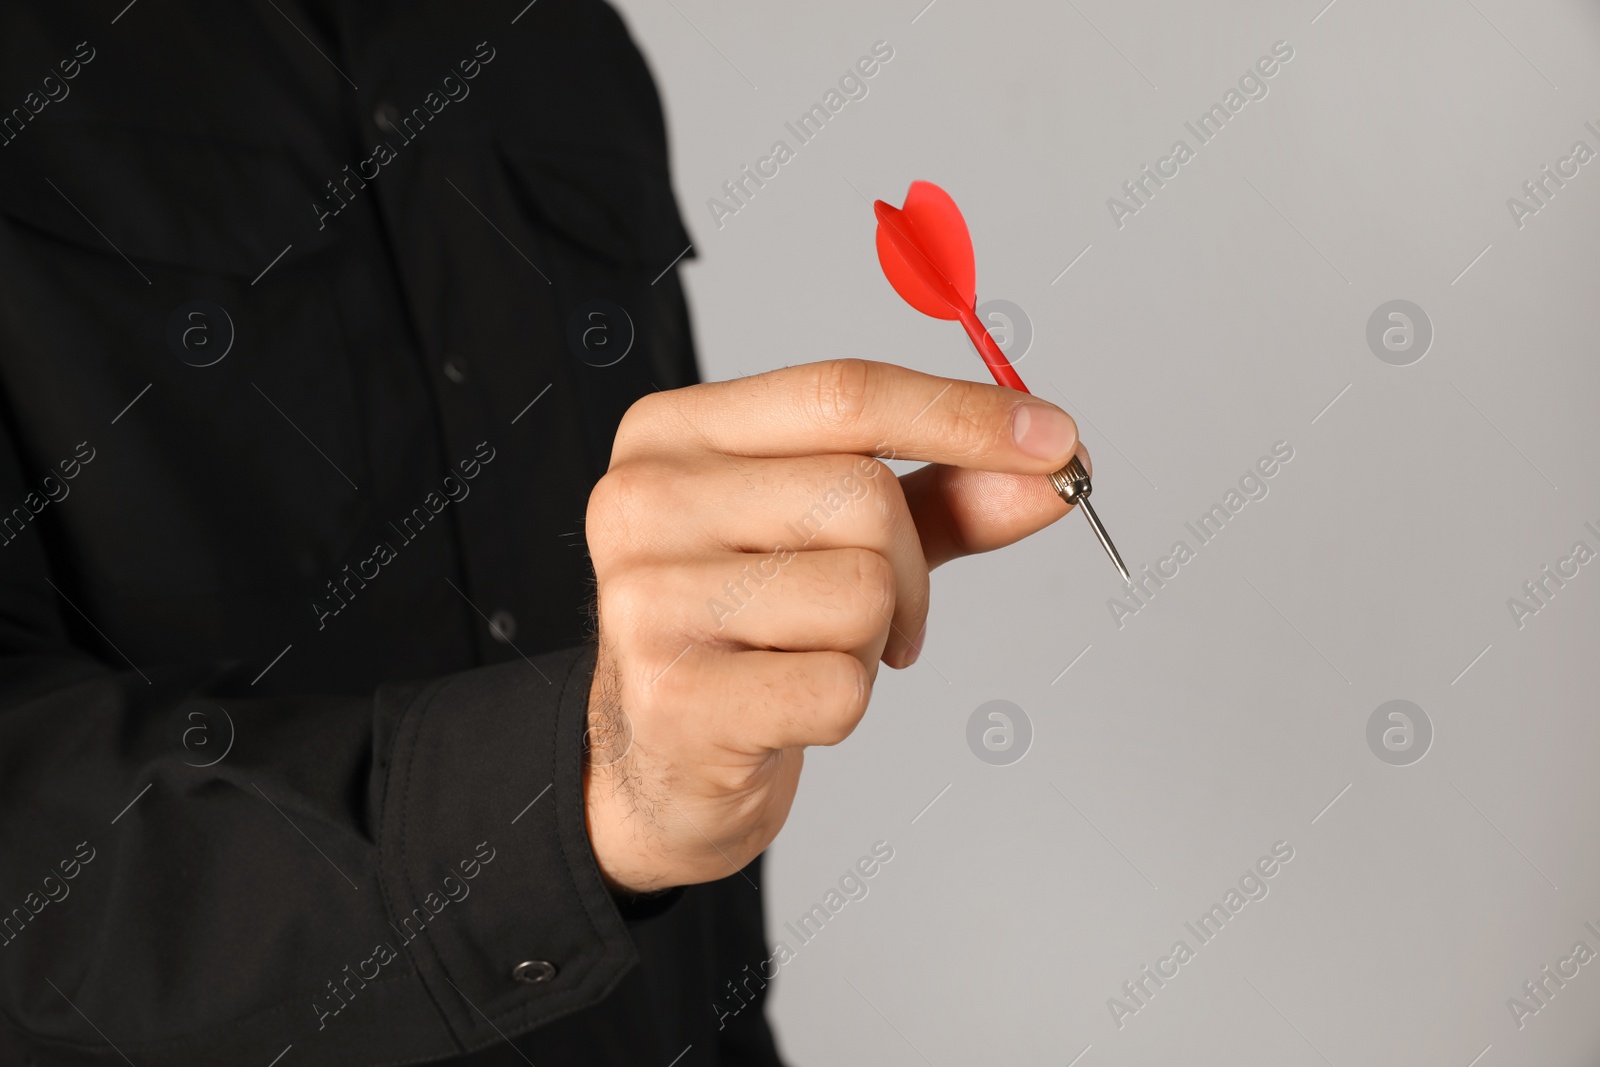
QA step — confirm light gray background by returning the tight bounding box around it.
[608,0,1600,1063]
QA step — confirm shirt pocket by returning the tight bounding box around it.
[0,120,340,280]
[0,121,371,601]
[494,140,693,273]
[493,140,701,466]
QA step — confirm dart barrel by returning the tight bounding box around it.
[1047,455,1092,505]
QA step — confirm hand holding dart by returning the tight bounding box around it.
[871,180,1131,582]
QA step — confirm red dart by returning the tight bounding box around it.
[873,180,1131,582]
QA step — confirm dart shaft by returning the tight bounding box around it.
[950,263,1131,583]
[956,306,1028,391]
[873,182,1131,581]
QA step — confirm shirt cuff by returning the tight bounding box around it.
[614,886,686,923]
[370,642,640,1060]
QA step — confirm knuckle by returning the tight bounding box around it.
[844,548,895,617]
[615,390,667,445]
[598,571,651,629]
[585,468,628,535]
[809,359,876,427]
[811,653,869,746]
[866,464,907,524]
[933,384,1001,461]
[827,452,905,534]
[585,463,658,548]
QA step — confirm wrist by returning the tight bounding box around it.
[581,657,667,897]
[582,755,669,897]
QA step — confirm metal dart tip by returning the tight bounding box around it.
[1078,497,1131,583]
[1048,455,1130,582]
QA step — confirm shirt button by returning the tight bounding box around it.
[442,355,468,383]
[511,959,557,984]
[374,101,402,133]
[488,609,517,643]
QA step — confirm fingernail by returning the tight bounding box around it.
[905,622,927,666]
[1011,402,1076,461]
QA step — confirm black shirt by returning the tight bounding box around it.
[0,3,782,1064]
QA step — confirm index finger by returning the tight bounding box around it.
[612,359,1078,473]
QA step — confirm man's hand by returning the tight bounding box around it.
[582,359,1086,893]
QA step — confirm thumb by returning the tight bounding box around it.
[900,445,1091,570]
